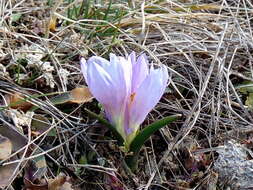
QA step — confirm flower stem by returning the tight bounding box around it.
[124,152,139,172]
[125,114,182,171]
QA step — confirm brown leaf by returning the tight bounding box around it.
[0,119,26,188]
[24,173,73,190]
[6,93,33,111]
[59,182,73,190]
[49,87,93,105]
[69,87,93,104]
[0,120,27,153]
[0,135,12,160]
[48,173,69,190]
[24,178,48,190]
[0,162,18,188]
[31,114,55,137]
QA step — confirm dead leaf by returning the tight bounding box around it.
[8,110,33,133]
[0,113,27,188]
[24,178,48,190]
[0,114,46,189]
[59,182,73,190]
[48,173,70,190]
[0,118,27,153]
[31,114,56,136]
[6,93,33,111]
[0,135,12,160]
[69,87,93,104]
[24,173,73,190]
[49,87,93,105]
[0,163,18,188]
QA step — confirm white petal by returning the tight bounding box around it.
[129,65,168,127]
[80,57,88,81]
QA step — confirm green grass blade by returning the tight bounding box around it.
[125,114,181,171]
[129,114,182,154]
[103,0,112,21]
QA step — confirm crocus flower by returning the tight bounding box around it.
[81,52,168,148]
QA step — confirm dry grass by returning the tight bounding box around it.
[0,0,253,189]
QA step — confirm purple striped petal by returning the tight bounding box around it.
[109,54,132,93]
[86,60,115,109]
[128,52,136,67]
[129,53,148,92]
[81,52,169,145]
[82,55,132,139]
[129,65,168,128]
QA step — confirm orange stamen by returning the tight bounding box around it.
[130,93,136,103]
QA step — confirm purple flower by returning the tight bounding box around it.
[81,52,168,147]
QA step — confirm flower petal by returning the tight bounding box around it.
[130,53,148,92]
[128,52,136,67]
[129,65,168,127]
[109,54,132,91]
[80,57,88,81]
[85,55,132,139]
[86,60,115,108]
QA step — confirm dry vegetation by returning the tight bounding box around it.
[1,0,253,189]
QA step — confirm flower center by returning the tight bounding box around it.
[130,92,136,104]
